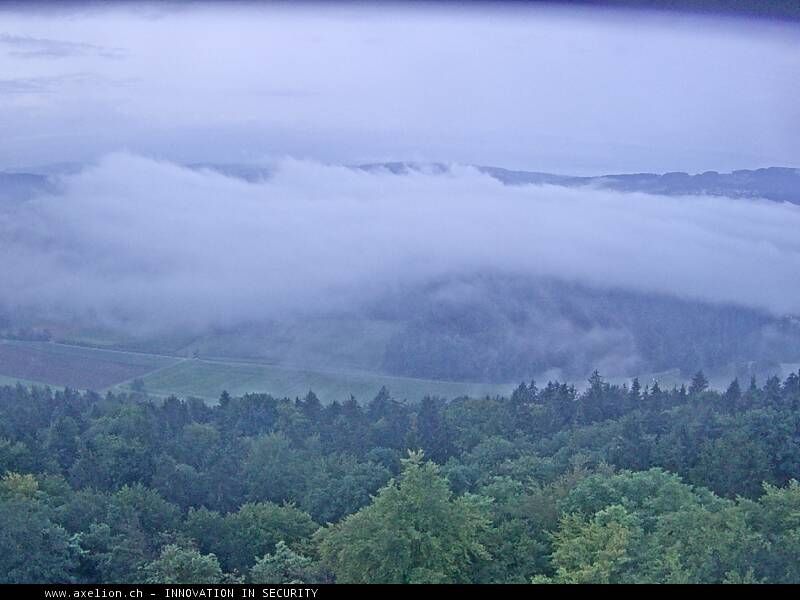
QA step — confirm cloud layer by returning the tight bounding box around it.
[0,33,125,59]
[1,5,798,172]
[2,154,799,336]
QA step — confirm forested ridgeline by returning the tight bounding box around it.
[1,370,800,583]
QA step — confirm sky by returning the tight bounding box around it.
[0,2,798,174]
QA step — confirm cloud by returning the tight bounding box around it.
[0,33,126,59]
[0,6,798,172]
[1,153,799,335]
[0,72,134,97]
[0,72,103,94]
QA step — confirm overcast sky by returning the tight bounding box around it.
[0,3,798,173]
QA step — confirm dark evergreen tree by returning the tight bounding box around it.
[415,396,453,463]
[689,371,709,395]
[724,378,742,411]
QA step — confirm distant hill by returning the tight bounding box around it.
[358,162,800,205]
[0,172,54,204]
[187,162,274,182]
[3,161,797,205]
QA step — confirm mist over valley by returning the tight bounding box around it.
[2,156,798,393]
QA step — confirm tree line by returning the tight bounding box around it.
[1,369,799,583]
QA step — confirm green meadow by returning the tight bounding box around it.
[0,339,513,403]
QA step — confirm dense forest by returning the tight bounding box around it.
[5,273,800,385]
[376,275,800,381]
[1,369,800,583]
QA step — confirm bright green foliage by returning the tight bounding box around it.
[746,480,800,583]
[0,471,39,497]
[0,473,77,583]
[546,505,643,583]
[317,451,492,583]
[558,469,721,525]
[143,544,224,583]
[648,503,763,583]
[541,470,786,583]
[249,541,315,584]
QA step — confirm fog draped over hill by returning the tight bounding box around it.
[2,153,800,339]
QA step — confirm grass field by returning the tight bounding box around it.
[116,358,515,403]
[0,339,514,402]
[6,338,787,404]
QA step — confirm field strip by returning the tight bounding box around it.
[192,355,508,388]
[44,339,183,361]
[3,338,512,389]
[107,357,190,393]
[0,338,180,390]
[1,338,514,401]
[0,338,180,364]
